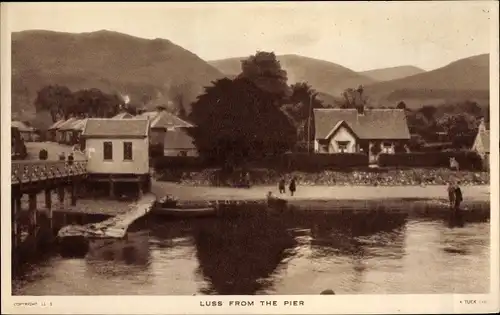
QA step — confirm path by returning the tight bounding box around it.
[152,182,490,202]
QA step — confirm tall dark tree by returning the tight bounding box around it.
[239,51,291,99]
[396,101,407,110]
[34,85,74,122]
[188,78,297,165]
[340,85,368,109]
[283,82,324,142]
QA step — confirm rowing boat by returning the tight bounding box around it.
[152,206,216,218]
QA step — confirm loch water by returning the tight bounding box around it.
[12,209,490,295]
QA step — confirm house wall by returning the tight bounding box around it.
[150,129,165,146]
[163,148,199,157]
[85,137,149,174]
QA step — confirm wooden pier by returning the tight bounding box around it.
[57,194,156,240]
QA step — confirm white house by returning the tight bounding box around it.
[313,107,411,162]
[81,118,151,198]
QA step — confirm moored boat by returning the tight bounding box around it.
[152,206,217,218]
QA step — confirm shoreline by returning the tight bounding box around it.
[151,182,490,202]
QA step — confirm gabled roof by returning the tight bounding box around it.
[55,118,77,131]
[82,118,149,138]
[112,112,134,119]
[314,108,411,140]
[48,119,67,130]
[59,118,87,131]
[163,128,197,150]
[11,121,34,132]
[136,110,194,129]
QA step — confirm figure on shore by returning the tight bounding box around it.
[289,177,297,196]
[447,181,456,208]
[453,181,463,211]
[59,152,66,161]
[278,178,286,194]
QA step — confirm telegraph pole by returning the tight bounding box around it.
[307,93,313,154]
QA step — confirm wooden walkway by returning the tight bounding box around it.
[57,194,156,239]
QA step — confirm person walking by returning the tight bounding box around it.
[453,181,463,211]
[447,181,456,209]
[289,177,297,197]
[278,178,286,194]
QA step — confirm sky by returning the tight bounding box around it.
[4,1,495,72]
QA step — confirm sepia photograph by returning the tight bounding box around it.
[1,1,499,314]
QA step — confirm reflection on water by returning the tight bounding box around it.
[12,209,490,295]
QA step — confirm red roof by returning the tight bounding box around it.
[314,108,410,140]
[82,118,149,138]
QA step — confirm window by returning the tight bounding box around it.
[123,142,133,160]
[337,141,349,153]
[103,141,113,160]
[382,142,393,154]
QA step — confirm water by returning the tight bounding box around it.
[12,210,490,295]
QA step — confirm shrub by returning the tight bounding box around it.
[283,153,369,171]
[39,149,48,160]
[378,151,483,170]
[153,156,208,169]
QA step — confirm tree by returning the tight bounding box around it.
[396,101,407,110]
[72,89,121,118]
[282,82,324,142]
[239,51,291,99]
[188,78,297,165]
[340,85,368,109]
[34,85,74,122]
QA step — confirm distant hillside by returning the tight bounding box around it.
[209,54,376,97]
[12,30,224,119]
[363,54,490,108]
[360,66,425,82]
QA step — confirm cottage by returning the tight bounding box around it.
[47,118,67,141]
[81,118,151,198]
[55,118,77,143]
[136,108,194,153]
[471,118,490,170]
[58,118,87,145]
[313,107,411,162]
[163,128,198,156]
[11,121,36,142]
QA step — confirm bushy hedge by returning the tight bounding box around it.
[378,151,484,170]
[153,156,208,169]
[283,153,369,170]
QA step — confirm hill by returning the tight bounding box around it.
[209,54,376,98]
[360,66,425,82]
[363,54,490,108]
[12,30,224,120]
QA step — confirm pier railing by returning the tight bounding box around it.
[11,160,87,185]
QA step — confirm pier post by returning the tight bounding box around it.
[14,196,22,247]
[70,183,77,206]
[45,189,53,230]
[28,193,37,236]
[109,178,115,199]
[57,186,65,209]
[12,196,19,249]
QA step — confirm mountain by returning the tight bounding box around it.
[363,54,490,108]
[209,54,376,99]
[360,66,425,82]
[12,30,224,119]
